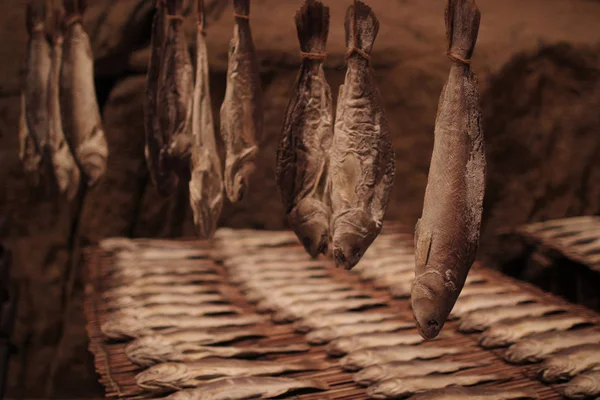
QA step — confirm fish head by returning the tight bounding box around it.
[100,314,144,340]
[331,210,378,270]
[340,350,373,371]
[289,198,330,257]
[504,339,544,364]
[126,336,177,367]
[411,269,457,340]
[479,329,510,349]
[135,363,189,392]
[564,373,599,399]
[539,359,573,383]
[366,378,404,399]
[354,365,387,386]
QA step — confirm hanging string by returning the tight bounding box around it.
[233,12,249,20]
[447,51,471,65]
[63,14,82,28]
[300,51,327,61]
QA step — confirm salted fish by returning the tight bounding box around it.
[307,321,414,345]
[458,285,515,297]
[409,386,536,400]
[101,313,264,340]
[127,337,308,367]
[103,284,219,300]
[245,282,353,303]
[354,360,487,386]
[220,0,263,202]
[295,312,396,333]
[60,0,108,186]
[106,264,218,280]
[276,0,333,257]
[242,276,332,292]
[479,315,589,349]
[104,293,226,309]
[107,273,222,288]
[328,1,395,270]
[459,303,565,333]
[257,289,367,314]
[412,0,485,339]
[115,247,209,261]
[563,369,600,400]
[389,282,413,299]
[326,332,426,357]
[273,297,386,323]
[136,358,328,392]
[449,293,534,319]
[340,345,465,371]
[129,328,267,348]
[504,329,600,364]
[231,269,329,285]
[538,344,600,383]
[119,303,239,318]
[164,376,329,400]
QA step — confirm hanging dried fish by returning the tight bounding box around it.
[220,0,263,202]
[328,1,395,270]
[276,0,333,257]
[411,0,486,340]
[189,0,224,238]
[60,0,108,187]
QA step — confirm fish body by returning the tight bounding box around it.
[295,312,396,333]
[60,0,108,186]
[104,292,226,309]
[479,315,588,349]
[103,284,219,300]
[136,358,328,392]
[408,386,536,400]
[246,282,352,303]
[329,1,395,270]
[109,273,221,288]
[273,297,385,323]
[257,289,366,314]
[458,303,565,333]
[307,321,414,345]
[449,293,534,319]
[354,359,486,386]
[163,376,329,400]
[412,0,485,339]
[220,0,263,202]
[119,303,239,318]
[539,344,600,383]
[189,2,224,239]
[340,345,465,371]
[563,369,600,400]
[326,332,426,357]
[132,328,266,347]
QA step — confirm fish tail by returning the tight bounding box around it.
[295,0,330,54]
[233,0,250,17]
[344,1,379,55]
[26,0,46,35]
[445,0,481,61]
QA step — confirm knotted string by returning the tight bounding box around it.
[345,0,371,64]
[63,14,82,29]
[447,51,471,65]
[300,51,327,61]
[233,12,249,20]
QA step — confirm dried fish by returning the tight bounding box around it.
[129,328,267,348]
[295,311,396,333]
[115,247,209,261]
[232,268,329,285]
[103,284,219,300]
[60,0,108,186]
[109,273,222,288]
[276,0,332,257]
[220,0,263,202]
[563,369,600,400]
[307,321,414,345]
[408,386,536,400]
[354,360,487,386]
[326,332,426,357]
[189,0,224,238]
[479,315,589,349]
[164,376,329,400]
[449,293,534,319]
[107,264,218,280]
[389,282,413,299]
[458,303,565,333]
[47,10,80,199]
[328,1,395,270]
[458,285,514,297]
[504,329,600,364]
[246,282,353,303]
[257,289,367,314]
[19,93,42,184]
[340,345,465,371]
[136,358,328,392]
[538,344,600,383]
[119,303,239,318]
[273,297,385,323]
[104,293,226,309]
[412,0,485,340]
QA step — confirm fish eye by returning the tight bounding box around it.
[352,247,362,259]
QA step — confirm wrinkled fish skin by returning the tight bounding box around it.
[164,376,329,400]
[60,0,108,186]
[538,344,600,383]
[276,0,333,257]
[329,1,395,270]
[409,386,537,400]
[563,369,600,400]
[367,374,505,399]
[340,345,464,371]
[458,303,564,333]
[295,311,396,333]
[412,0,485,340]
[326,332,425,357]
[19,94,42,185]
[220,0,263,203]
[136,358,328,392]
[189,0,224,239]
[307,321,413,345]
[504,329,600,364]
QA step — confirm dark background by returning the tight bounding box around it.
[0,0,599,397]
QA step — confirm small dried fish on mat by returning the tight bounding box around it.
[229,259,327,274]
[107,273,222,288]
[246,282,353,303]
[223,249,311,267]
[538,344,600,383]
[354,360,487,386]
[220,0,263,202]
[272,297,386,323]
[295,311,396,333]
[457,285,515,297]
[136,358,329,392]
[276,0,333,257]
[257,289,368,314]
[115,247,210,262]
[60,0,108,186]
[458,303,565,333]
[242,276,333,292]
[119,303,239,318]
[504,329,600,364]
[231,268,329,285]
[189,0,224,239]
[163,376,329,400]
[101,313,265,340]
[103,284,220,300]
[563,369,600,400]
[127,337,308,367]
[326,332,426,357]
[412,0,485,340]
[340,345,465,371]
[328,1,395,270]
[409,386,536,400]
[105,264,219,280]
[103,292,227,310]
[367,374,506,399]
[127,328,267,349]
[449,293,534,319]
[372,272,415,290]
[307,320,414,345]
[479,315,589,349]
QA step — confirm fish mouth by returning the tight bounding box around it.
[411,280,446,340]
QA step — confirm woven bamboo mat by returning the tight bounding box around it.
[84,225,600,399]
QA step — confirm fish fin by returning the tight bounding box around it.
[344,1,379,55]
[233,0,250,16]
[295,0,330,54]
[26,0,46,35]
[445,0,481,60]
[414,221,432,268]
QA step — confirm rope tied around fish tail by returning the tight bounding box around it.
[63,14,82,28]
[233,12,249,20]
[345,0,371,64]
[447,51,471,65]
[345,47,371,64]
[300,51,327,61]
